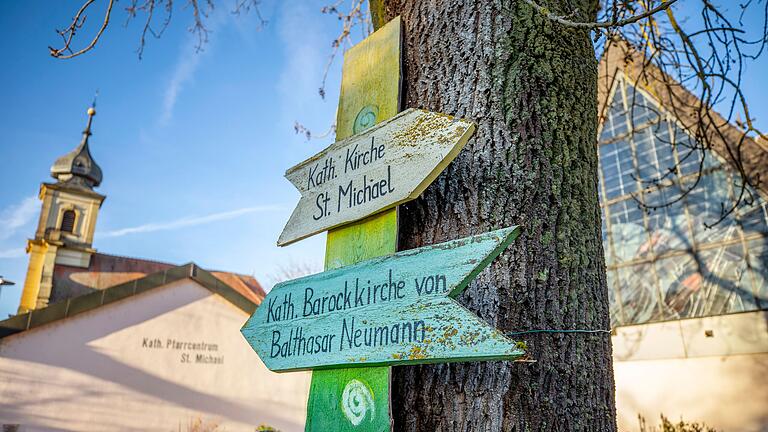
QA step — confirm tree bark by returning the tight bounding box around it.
[379,1,617,430]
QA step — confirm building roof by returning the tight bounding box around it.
[50,252,266,305]
[597,38,768,195]
[50,107,103,190]
[0,263,260,339]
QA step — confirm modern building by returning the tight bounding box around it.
[0,107,310,431]
[599,40,768,431]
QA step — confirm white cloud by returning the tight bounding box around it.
[0,196,38,241]
[159,9,231,124]
[160,52,204,124]
[98,205,285,238]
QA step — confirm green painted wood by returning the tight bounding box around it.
[305,16,401,432]
[241,226,524,372]
[335,17,401,141]
[325,209,398,271]
[305,367,391,432]
[310,190,396,431]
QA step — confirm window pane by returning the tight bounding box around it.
[695,245,756,317]
[635,125,676,185]
[685,171,739,245]
[600,140,636,200]
[607,270,624,326]
[738,199,768,238]
[616,264,663,324]
[611,89,629,137]
[634,128,659,183]
[644,193,691,256]
[643,179,684,209]
[625,84,661,127]
[600,89,628,141]
[655,253,698,320]
[599,114,615,142]
[656,245,758,319]
[673,126,719,175]
[746,238,768,309]
[609,200,648,263]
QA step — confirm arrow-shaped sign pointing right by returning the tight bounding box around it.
[242,226,524,372]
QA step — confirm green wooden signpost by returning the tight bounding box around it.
[242,226,524,372]
[241,15,525,431]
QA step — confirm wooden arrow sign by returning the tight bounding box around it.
[242,226,524,372]
[277,108,475,246]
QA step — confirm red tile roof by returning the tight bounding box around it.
[209,271,265,304]
[51,253,265,305]
[1,263,258,339]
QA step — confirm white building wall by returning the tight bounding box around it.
[613,311,768,432]
[0,279,311,432]
[3,276,766,431]
[615,354,768,432]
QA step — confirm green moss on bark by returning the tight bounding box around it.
[381,0,615,430]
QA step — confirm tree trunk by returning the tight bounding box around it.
[379,1,617,430]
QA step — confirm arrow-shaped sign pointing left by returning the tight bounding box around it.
[277,108,475,246]
[242,226,524,372]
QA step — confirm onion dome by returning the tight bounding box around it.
[50,106,103,189]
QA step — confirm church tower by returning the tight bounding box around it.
[18,105,105,313]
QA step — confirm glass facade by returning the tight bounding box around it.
[598,76,768,326]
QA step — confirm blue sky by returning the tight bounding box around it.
[0,1,366,317]
[1,1,767,318]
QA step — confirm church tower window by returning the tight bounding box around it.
[61,210,76,233]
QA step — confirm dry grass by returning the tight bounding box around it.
[639,414,719,432]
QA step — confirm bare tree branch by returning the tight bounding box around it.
[51,0,265,60]
[522,0,679,29]
[292,0,371,141]
[47,0,768,230]
[318,0,371,99]
[266,261,321,286]
[593,0,768,229]
[50,0,114,59]
[232,0,267,29]
[293,121,336,141]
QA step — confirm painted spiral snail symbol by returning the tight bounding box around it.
[353,105,379,134]
[341,379,375,426]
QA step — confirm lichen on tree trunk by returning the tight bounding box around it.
[375,0,617,430]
